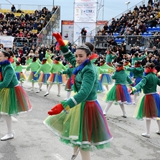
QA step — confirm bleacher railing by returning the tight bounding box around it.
[36,6,60,47]
[77,34,160,52]
[94,0,146,36]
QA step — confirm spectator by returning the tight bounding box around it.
[38,44,46,61]
[11,5,16,13]
[81,27,87,44]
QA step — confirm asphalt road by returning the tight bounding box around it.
[0,81,160,160]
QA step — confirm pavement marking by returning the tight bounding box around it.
[53,153,65,160]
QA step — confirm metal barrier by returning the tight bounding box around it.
[76,35,160,51]
[36,6,60,47]
[13,37,38,48]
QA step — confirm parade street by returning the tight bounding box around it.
[0,81,160,160]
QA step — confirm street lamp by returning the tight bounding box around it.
[125,1,130,10]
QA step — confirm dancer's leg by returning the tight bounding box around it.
[79,149,91,160]
[57,84,61,96]
[1,115,14,141]
[103,102,113,115]
[142,119,151,138]
[119,103,127,118]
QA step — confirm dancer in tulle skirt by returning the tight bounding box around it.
[14,61,26,86]
[44,56,66,97]
[132,62,160,138]
[103,61,132,118]
[44,33,113,160]
[100,59,115,91]
[0,49,32,141]
[126,61,144,104]
[34,58,51,93]
[26,56,41,91]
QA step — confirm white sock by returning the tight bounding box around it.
[80,149,91,160]
[145,119,151,135]
[103,102,113,114]
[156,120,160,132]
[119,103,126,116]
[3,115,12,133]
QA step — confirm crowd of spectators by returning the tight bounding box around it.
[95,0,160,50]
[0,6,58,47]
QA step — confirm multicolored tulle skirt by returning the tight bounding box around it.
[65,78,73,91]
[0,85,32,115]
[47,73,63,84]
[134,93,160,120]
[134,77,142,93]
[28,71,40,82]
[97,80,105,93]
[44,100,113,151]
[100,74,112,85]
[105,84,132,104]
[16,72,26,81]
[38,73,50,84]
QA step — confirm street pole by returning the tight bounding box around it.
[53,0,54,6]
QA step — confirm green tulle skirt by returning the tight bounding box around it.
[44,101,113,151]
[0,86,32,115]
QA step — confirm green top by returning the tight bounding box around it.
[50,63,66,73]
[14,65,26,72]
[135,73,160,94]
[35,63,51,75]
[112,70,132,85]
[106,54,116,63]
[0,62,19,88]
[96,66,107,80]
[126,66,144,78]
[62,67,74,78]
[45,51,53,64]
[131,55,146,66]
[100,63,115,73]
[26,58,32,65]
[36,59,41,64]
[26,61,41,72]
[60,46,98,108]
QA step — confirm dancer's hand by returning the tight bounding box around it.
[130,87,137,95]
[52,32,65,46]
[48,103,64,115]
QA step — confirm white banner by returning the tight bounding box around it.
[75,0,96,2]
[74,2,97,22]
[74,22,96,44]
[61,20,74,43]
[61,21,106,44]
[0,36,14,48]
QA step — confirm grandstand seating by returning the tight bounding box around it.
[114,38,125,44]
[147,27,160,32]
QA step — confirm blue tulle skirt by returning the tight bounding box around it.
[28,71,40,82]
[47,73,63,84]
[97,80,105,93]
[134,93,160,119]
[134,77,142,92]
[100,74,112,84]
[105,84,132,104]
[38,73,50,84]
